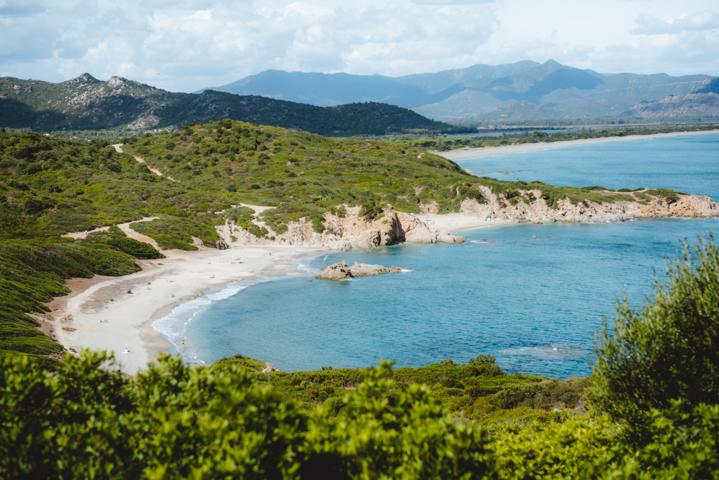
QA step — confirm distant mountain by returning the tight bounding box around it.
[211,60,713,124]
[208,70,464,108]
[626,77,719,121]
[0,75,464,135]
[696,78,719,94]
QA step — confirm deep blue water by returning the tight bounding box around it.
[176,133,719,379]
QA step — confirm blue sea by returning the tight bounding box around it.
[164,132,719,379]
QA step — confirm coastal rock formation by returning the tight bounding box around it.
[315,261,403,281]
[215,188,716,252]
[457,186,718,224]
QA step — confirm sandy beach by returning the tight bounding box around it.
[49,244,327,373]
[47,128,719,374]
[441,129,719,160]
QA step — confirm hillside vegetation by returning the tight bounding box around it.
[401,123,719,152]
[0,75,465,135]
[0,121,693,358]
[2,240,718,478]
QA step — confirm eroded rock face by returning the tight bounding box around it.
[216,188,717,251]
[458,187,719,224]
[315,261,403,281]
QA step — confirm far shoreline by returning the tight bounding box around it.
[440,128,719,160]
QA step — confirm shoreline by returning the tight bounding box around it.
[440,129,719,160]
[49,244,330,373]
[47,211,717,373]
[47,215,494,374]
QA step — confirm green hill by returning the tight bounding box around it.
[0,120,717,478]
[0,75,465,135]
[0,120,675,361]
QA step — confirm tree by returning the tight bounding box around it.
[591,238,719,439]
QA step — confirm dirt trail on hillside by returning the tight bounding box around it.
[117,217,161,250]
[112,144,178,182]
[238,203,277,237]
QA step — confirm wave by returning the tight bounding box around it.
[153,283,248,363]
[499,344,587,360]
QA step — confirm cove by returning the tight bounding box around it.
[183,133,719,378]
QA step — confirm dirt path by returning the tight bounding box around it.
[61,226,110,240]
[117,217,161,250]
[238,203,277,237]
[112,144,178,182]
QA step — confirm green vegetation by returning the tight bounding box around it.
[401,123,719,152]
[0,92,716,477]
[0,123,673,249]
[0,239,149,361]
[218,354,586,425]
[0,122,689,359]
[225,206,270,238]
[86,226,164,259]
[131,215,219,251]
[592,239,719,440]
[0,75,467,136]
[124,121,652,236]
[0,209,718,477]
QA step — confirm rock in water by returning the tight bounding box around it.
[315,261,403,281]
[216,238,230,250]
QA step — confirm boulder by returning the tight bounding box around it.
[315,261,403,281]
[315,261,354,281]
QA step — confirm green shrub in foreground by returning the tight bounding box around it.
[0,352,495,479]
[592,238,719,440]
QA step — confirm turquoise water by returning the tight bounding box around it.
[177,133,719,379]
[460,133,719,198]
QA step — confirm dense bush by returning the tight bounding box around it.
[0,239,141,359]
[592,239,719,439]
[0,352,496,479]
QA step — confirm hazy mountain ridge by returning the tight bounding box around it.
[627,77,719,121]
[0,75,464,135]
[212,60,715,124]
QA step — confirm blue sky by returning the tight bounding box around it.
[1,0,717,91]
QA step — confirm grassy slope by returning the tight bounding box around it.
[124,120,654,238]
[0,122,681,358]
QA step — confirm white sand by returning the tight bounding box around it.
[418,213,512,234]
[51,244,326,373]
[441,129,719,161]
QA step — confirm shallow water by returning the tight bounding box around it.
[175,132,719,378]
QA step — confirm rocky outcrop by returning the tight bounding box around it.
[315,261,403,281]
[215,189,717,252]
[457,186,718,224]
[316,206,464,249]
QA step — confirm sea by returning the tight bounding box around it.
[156,132,719,379]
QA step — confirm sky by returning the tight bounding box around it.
[1,0,718,92]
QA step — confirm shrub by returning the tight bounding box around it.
[591,238,719,440]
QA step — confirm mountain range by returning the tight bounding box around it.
[212,60,719,124]
[0,74,464,135]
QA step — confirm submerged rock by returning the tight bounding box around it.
[315,261,403,281]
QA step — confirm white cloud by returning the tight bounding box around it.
[0,0,717,91]
[634,11,719,35]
